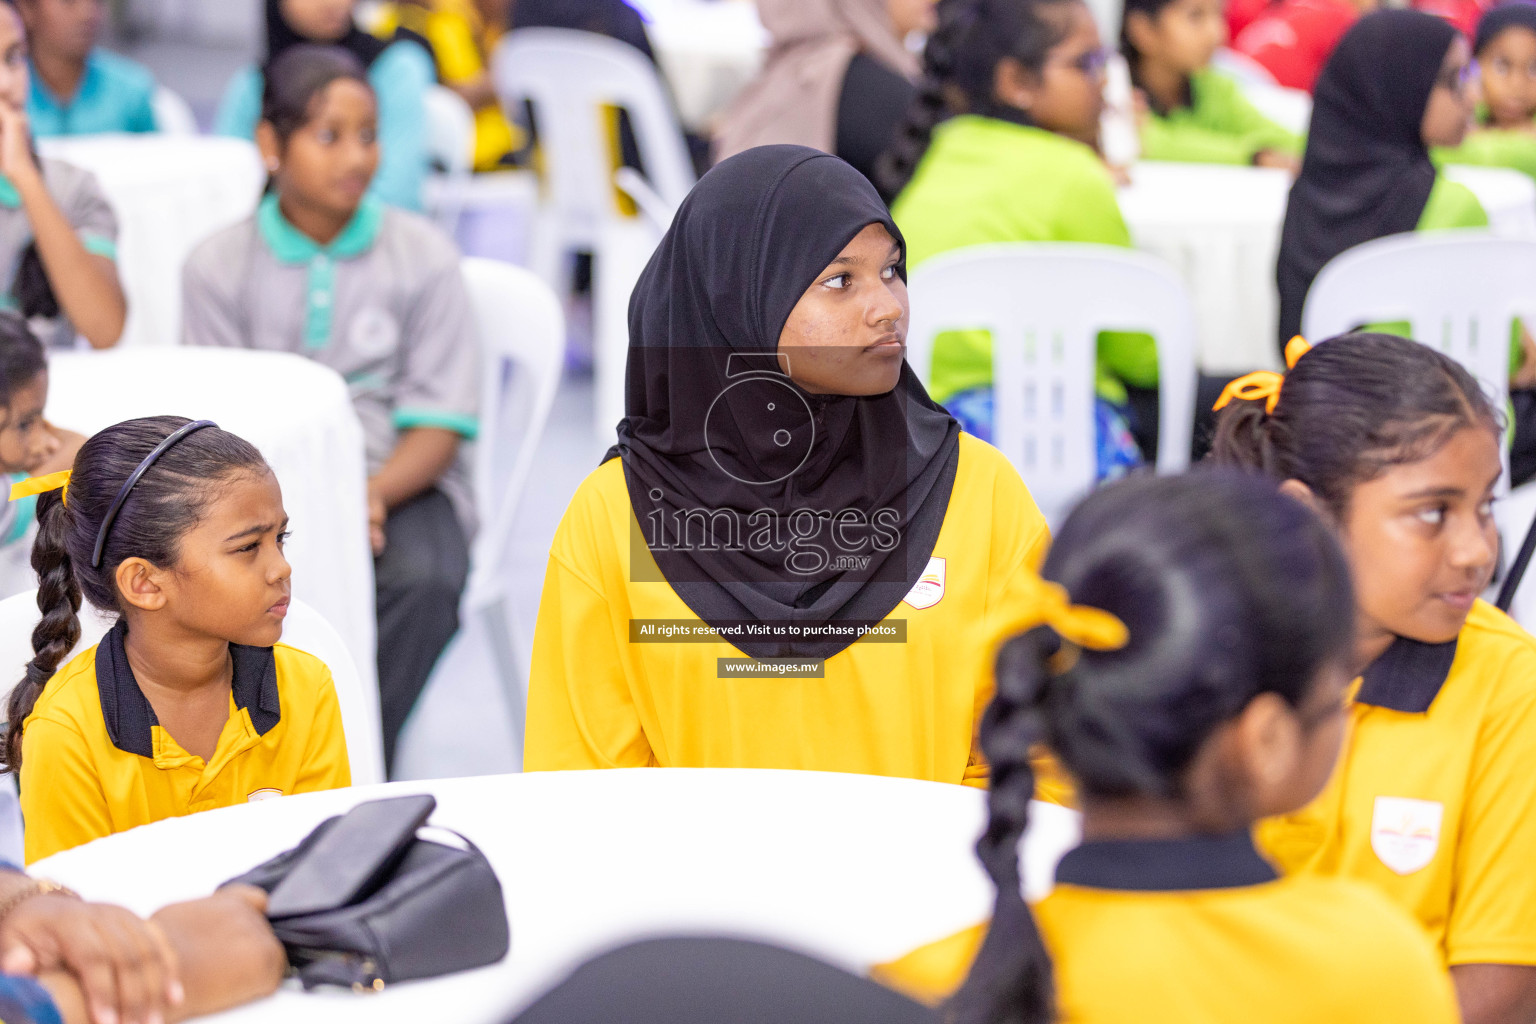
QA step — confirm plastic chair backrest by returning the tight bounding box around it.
[459,257,565,609]
[151,86,199,135]
[1302,230,1536,493]
[1212,47,1279,85]
[0,592,384,785]
[492,28,695,238]
[906,243,1198,524]
[425,84,476,175]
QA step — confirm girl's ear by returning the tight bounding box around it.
[255,121,282,175]
[993,56,1042,113]
[1123,10,1157,56]
[114,557,168,613]
[1228,691,1305,808]
[1279,478,1334,525]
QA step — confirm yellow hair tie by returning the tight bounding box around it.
[996,581,1130,657]
[1213,335,1313,413]
[9,469,70,507]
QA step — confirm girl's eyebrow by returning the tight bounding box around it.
[224,517,290,543]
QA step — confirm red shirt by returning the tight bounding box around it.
[1412,0,1484,38]
[1232,0,1357,92]
[1228,0,1278,43]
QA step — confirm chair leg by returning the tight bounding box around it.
[481,598,527,770]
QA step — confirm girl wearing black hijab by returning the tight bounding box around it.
[524,145,1050,785]
[214,0,434,211]
[1276,8,1481,350]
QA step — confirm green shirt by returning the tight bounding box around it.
[1140,68,1302,165]
[1433,120,1536,183]
[892,115,1157,404]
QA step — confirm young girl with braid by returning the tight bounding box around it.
[881,0,1153,479]
[873,472,1458,1023]
[1211,333,1536,1024]
[5,415,350,863]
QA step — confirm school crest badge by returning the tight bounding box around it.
[1371,796,1443,875]
[247,788,284,803]
[903,557,946,610]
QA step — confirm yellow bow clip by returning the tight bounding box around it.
[995,581,1130,657]
[1212,335,1313,414]
[9,469,69,506]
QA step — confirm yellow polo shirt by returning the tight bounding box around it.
[21,622,352,863]
[1257,599,1536,967]
[523,432,1050,785]
[872,832,1458,1023]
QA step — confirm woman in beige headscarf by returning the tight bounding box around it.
[713,0,934,182]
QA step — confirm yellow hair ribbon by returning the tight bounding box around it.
[9,469,69,506]
[1212,335,1313,413]
[994,581,1130,657]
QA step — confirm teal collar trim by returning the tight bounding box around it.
[257,192,383,264]
[256,193,383,350]
[0,176,20,210]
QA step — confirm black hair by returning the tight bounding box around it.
[873,0,1082,202]
[4,416,269,771]
[0,312,45,424]
[1119,0,1190,113]
[1475,1,1536,57]
[947,470,1356,1024]
[259,44,375,193]
[1209,333,1502,521]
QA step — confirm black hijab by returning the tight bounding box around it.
[1276,9,1459,350]
[263,0,389,70]
[608,145,962,661]
[1476,1,1536,54]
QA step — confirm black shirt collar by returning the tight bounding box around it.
[1054,831,1279,892]
[95,619,281,758]
[1355,633,1458,714]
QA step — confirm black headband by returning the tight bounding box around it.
[92,420,218,568]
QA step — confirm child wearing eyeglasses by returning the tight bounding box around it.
[881,0,1152,482]
[1435,3,1536,182]
[1123,0,1301,169]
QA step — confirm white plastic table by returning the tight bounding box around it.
[1120,161,1536,373]
[43,348,379,705]
[31,769,1081,1023]
[633,0,767,131]
[37,135,263,349]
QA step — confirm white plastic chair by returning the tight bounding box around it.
[1302,230,1536,493]
[1212,47,1279,86]
[151,86,199,135]
[491,28,696,292]
[906,243,1198,525]
[1238,81,1312,136]
[456,258,565,753]
[0,592,385,785]
[423,84,477,236]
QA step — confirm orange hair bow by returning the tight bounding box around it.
[997,581,1130,653]
[9,469,68,506]
[1213,336,1312,414]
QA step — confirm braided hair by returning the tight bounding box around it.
[947,471,1355,1024]
[874,0,1082,202]
[1209,334,1500,521]
[4,416,269,771]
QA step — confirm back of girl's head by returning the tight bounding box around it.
[260,43,371,144]
[948,471,1354,1024]
[874,0,1081,201]
[1209,334,1501,520]
[4,416,268,770]
[0,312,44,411]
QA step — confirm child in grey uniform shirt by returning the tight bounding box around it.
[0,0,125,349]
[182,45,479,771]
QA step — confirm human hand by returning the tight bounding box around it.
[34,423,85,476]
[0,103,40,190]
[0,886,181,1024]
[1253,149,1301,175]
[367,485,388,556]
[150,887,285,1019]
[1514,326,1536,390]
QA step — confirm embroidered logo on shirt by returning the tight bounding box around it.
[348,306,401,361]
[247,788,284,803]
[902,557,946,610]
[1370,796,1443,875]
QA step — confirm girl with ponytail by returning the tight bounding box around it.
[874,471,1458,1024]
[1211,333,1536,1024]
[7,415,351,863]
[882,0,1156,480]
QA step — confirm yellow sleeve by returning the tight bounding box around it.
[423,10,485,84]
[1443,663,1536,966]
[870,922,988,1006]
[20,717,113,864]
[293,673,352,793]
[962,441,1052,788]
[523,546,654,772]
